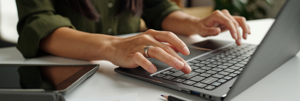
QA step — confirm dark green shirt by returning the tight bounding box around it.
[16,0,180,58]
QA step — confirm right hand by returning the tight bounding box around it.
[108,29,191,74]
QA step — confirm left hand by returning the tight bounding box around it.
[194,9,251,45]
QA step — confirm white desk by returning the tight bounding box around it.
[1,19,300,101]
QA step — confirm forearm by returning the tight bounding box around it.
[162,11,200,36]
[40,27,118,60]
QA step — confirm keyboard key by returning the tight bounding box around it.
[237,56,248,59]
[180,72,199,79]
[173,78,186,83]
[206,59,216,62]
[169,68,179,72]
[211,68,223,72]
[218,71,230,75]
[162,71,173,75]
[191,66,199,69]
[217,65,228,69]
[190,76,205,82]
[200,61,210,64]
[220,59,228,63]
[234,63,245,67]
[223,63,233,66]
[201,77,218,84]
[206,64,217,67]
[228,60,238,64]
[171,71,184,77]
[205,85,216,90]
[223,76,232,80]
[200,73,211,77]
[212,82,222,86]
[239,61,248,65]
[234,71,241,74]
[206,70,217,74]
[212,74,224,79]
[194,69,206,73]
[218,79,227,83]
[201,66,211,70]
[229,73,238,77]
[183,80,196,85]
[187,62,194,66]
[212,62,222,65]
[195,63,205,67]
[232,58,243,62]
[153,74,166,78]
[229,66,240,70]
[224,68,235,73]
[189,60,200,63]
[194,83,207,88]
[162,76,175,80]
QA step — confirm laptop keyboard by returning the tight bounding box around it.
[153,44,257,91]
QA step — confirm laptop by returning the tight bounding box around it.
[115,0,300,100]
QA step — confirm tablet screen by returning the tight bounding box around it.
[0,65,97,91]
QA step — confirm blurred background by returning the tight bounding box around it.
[172,0,286,19]
[0,0,287,47]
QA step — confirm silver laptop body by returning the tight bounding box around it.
[115,0,300,100]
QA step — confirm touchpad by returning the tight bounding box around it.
[190,39,232,51]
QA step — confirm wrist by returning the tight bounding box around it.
[188,16,202,34]
[98,35,122,62]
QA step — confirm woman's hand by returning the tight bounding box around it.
[108,29,191,74]
[194,10,251,45]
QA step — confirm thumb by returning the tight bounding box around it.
[199,26,221,37]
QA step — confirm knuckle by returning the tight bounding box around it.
[224,18,231,24]
[145,29,156,34]
[236,16,246,22]
[133,52,141,59]
[212,10,222,15]
[140,34,152,42]
[240,17,247,22]
[221,9,229,13]
[164,31,175,38]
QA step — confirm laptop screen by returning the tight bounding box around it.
[226,0,300,100]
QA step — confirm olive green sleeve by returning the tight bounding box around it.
[142,0,180,30]
[16,0,75,58]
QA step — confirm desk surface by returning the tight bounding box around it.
[1,19,300,101]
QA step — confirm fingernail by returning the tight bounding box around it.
[149,65,157,73]
[238,39,242,46]
[183,47,190,55]
[175,60,184,69]
[245,33,248,39]
[184,64,191,74]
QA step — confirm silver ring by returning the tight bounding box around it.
[144,46,152,58]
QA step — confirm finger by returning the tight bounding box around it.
[147,30,190,55]
[221,10,241,45]
[247,24,251,35]
[154,42,192,74]
[147,46,185,70]
[164,43,180,53]
[212,10,238,40]
[200,26,221,37]
[132,52,157,73]
[181,64,192,74]
[234,16,250,39]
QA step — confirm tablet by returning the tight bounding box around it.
[0,64,99,95]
